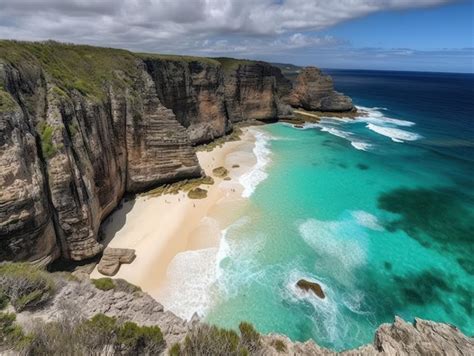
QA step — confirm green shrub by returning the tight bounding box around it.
[0,263,56,312]
[114,279,142,294]
[239,322,261,352]
[182,324,245,356]
[0,312,30,350]
[169,342,181,356]
[92,277,115,291]
[272,339,287,353]
[77,314,117,353]
[116,321,164,354]
[0,292,8,310]
[37,121,57,159]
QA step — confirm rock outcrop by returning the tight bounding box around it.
[15,275,474,355]
[288,66,353,112]
[217,58,293,123]
[296,279,325,299]
[97,247,136,276]
[0,41,293,265]
[143,56,230,145]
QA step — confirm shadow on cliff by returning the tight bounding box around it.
[99,196,136,247]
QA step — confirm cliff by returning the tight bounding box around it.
[0,41,294,265]
[288,67,353,112]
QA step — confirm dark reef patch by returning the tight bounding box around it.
[392,270,452,306]
[383,262,392,271]
[377,186,473,260]
[356,163,369,170]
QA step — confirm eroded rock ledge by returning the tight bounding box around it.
[15,276,474,355]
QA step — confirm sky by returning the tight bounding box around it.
[0,0,473,72]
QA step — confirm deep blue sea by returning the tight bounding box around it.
[204,70,474,351]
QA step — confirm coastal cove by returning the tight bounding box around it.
[92,70,474,352]
[1,39,473,355]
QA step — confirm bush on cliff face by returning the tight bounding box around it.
[92,277,115,291]
[178,323,262,356]
[0,312,30,351]
[0,263,56,312]
[239,322,262,353]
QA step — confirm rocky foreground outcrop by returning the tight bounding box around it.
[14,276,474,355]
[288,67,353,112]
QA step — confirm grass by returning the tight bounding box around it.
[91,278,142,294]
[92,278,115,291]
[0,40,141,101]
[214,57,258,72]
[142,176,214,198]
[0,88,18,113]
[197,126,243,152]
[37,121,57,159]
[0,312,30,351]
[271,339,287,353]
[0,263,56,312]
[137,52,220,66]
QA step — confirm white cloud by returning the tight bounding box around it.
[0,0,459,55]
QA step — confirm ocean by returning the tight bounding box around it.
[203,70,473,351]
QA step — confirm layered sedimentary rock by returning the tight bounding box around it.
[0,42,292,264]
[0,64,58,265]
[0,42,203,262]
[218,59,293,123]
[143,57,229,144]
[288,66,353,112]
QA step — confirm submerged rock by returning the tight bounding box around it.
[296,279,325,299]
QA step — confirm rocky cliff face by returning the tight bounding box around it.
[0,42,292,264]
[0,43,206,263]
[218,59,293,123]
[288,66,353,112]
[143,57,229,145]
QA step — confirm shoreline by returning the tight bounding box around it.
[90,126,264,316]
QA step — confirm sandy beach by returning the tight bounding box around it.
[90,127,263,314]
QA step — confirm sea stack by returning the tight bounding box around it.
[288,66,354,112]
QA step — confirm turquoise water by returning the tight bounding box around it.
[205,71,473,351]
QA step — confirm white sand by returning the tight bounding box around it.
[90,128,260,301]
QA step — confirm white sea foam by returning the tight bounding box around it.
[298,219,367,270]
[319,124,373,152]
[158,217,253,320]
[356,106,415,127]
[239,130,272,198]
[320,126,352,139]
[157,247,219,320]
[350,210,384,231]
[350,141,372,151]
[366,123,422,142]
[283,269,345,346]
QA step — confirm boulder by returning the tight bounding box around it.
[296,279,325,299]
[97,247,136,276]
